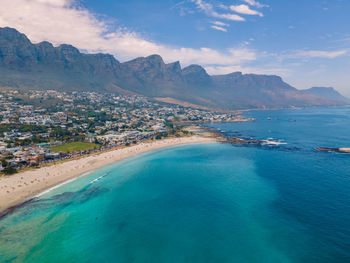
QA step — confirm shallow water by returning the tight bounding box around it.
[0,107,349,263]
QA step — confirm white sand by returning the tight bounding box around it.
[0,136,215,212]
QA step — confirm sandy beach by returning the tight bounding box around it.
[0,136,215,213]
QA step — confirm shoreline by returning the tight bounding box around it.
[0,136,216,214]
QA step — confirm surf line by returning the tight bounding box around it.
[89,173,108,184]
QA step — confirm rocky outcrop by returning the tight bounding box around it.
[317,147,350,153]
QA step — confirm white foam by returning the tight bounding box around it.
[35,171,92,198]
[89,174,107,184]
[261,139,287,146]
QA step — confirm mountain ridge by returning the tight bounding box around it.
[0,27,346,110]
[301,87,350,104]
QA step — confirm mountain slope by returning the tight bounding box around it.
[0,27,122,92]
[0,27,345,109]
[301,87,350,104]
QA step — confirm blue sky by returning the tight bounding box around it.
[1,0,349,95]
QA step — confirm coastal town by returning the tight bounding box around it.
[0,88,244,174]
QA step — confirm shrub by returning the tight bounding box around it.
[3,166,17,175]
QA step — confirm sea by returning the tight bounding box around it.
[0,107,349,263]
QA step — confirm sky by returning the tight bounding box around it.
[0,0,349,96]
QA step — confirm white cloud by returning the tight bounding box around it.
[205,65,291,77]
[218,4,229,10]
[212,21,229,27]
[288,49,347,59]
[211,25,227,32]
[34,0,70,7]
[229,4,263,17]
[0,0,255,67]
[193,0,245,21]
[212,13,245,21]
[165,47,256,65]
[213,12,245,21]
[242,0,268,8]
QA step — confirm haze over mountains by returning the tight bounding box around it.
[0,27,348,110]
[301,87,350,104]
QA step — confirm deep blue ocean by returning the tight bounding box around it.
[0,107,349,263]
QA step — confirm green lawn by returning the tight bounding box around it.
[49,142,100,153]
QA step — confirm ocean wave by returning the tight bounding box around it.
[261,139,288,146]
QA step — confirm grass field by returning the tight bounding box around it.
[49,142,100,153]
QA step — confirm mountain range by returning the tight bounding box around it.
[301,87,350,104]
[0,27,348,110]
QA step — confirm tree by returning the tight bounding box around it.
[3,166,17,175]
[5,153,14,160]
[1,158,8,167]
[30,162,39,168]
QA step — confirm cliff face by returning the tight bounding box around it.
[0,27,346,109]
[117,55,185,97]
[0,27,121,92]
[0,28,121,74]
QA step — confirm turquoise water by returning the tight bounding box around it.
[0,107,349,262]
